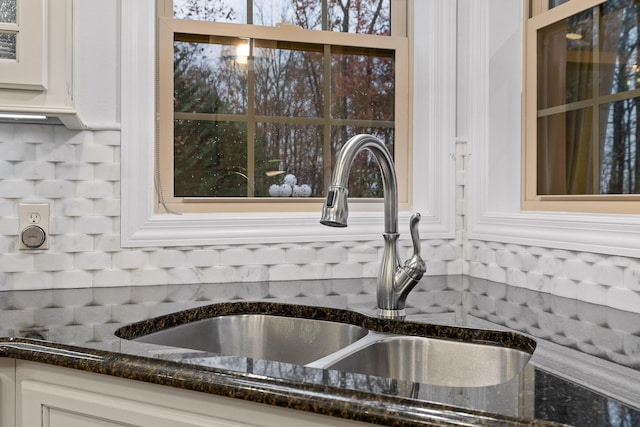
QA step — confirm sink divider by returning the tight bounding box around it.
[305,331,391,369]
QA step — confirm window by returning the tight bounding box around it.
[156,0,409,214]
[0,0,46,90]
[524,0,640,213]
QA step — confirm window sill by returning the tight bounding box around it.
[122,210,453,247]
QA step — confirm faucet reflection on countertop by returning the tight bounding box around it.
[320,134,426,319]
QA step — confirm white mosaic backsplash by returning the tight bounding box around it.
[465,240,640,314]
[1,123,639,314]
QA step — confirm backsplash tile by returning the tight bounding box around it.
[2,276,639,372]
[0,123,639,315]
[467,239,640,313]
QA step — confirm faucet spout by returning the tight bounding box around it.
[320,134,426,319]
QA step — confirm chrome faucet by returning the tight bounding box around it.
[320,134,427,319]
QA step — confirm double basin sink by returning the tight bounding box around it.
[116,303,535,388]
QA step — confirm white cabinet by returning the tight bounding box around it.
[0,0,83,128]
[0,0,47,91]
[13,361,360,427]
[0,359,16,427]
[20,380,245,427]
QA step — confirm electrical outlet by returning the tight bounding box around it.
[18,203,50,250]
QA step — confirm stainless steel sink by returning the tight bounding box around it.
[133,314,369,365]
[320,334,532,387]
[120,303,535,388]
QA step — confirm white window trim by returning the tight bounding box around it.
[120,0,456,247]
[462,0,640,258]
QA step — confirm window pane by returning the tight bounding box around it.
[599,1,640,97]
[173,0,246,23]
[331,46,395,121]
[549,0,570,9]
[599,98,640,194]
[254,41,324,117]
[174,120,248,197]
[0,0,16,23]
[253,0,322,29]
[537,108,595,195]
[174,34,248,115]
[172,0,392,35]
[537,9,594,110]
[331,126,394,198]
[328,0,391,35]
[256,122,323,197]
[534,0,640,197]
[0,32,16,60]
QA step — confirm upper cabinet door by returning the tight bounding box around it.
[0,0,47,90]
[0,0,83,126]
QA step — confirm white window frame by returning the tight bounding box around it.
[522,0,640,214]
[157,15,410,214]
[121,0,456,247]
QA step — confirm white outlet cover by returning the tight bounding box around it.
[18,203,50,250]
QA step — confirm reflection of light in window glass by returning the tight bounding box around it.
[173,35,249,115]
[0,33,16,60]
[0,0,17,23]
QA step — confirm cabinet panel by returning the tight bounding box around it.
[21,380,253,427]
[15,361,358,427]
[46,408,131,427]
[0,359,16,427]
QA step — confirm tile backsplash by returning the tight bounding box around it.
[1,124,639,314]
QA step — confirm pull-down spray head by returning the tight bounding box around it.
[320,185,349,227]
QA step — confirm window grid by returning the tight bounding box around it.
[524,0,640,213]
[157,0,409,213]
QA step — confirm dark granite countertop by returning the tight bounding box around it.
[1,276,639,426]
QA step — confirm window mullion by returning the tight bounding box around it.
[247,39,256,197]
[592,6,601,193]
[322,0,327,31]
[323,43,332,195]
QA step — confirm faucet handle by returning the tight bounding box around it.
[404,213,426,279]
[409,213,422,258]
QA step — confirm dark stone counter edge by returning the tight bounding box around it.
[0,338,559,427]
[115,301,537,354]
